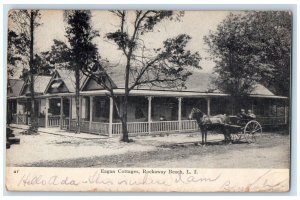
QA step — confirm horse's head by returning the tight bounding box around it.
[189,107,205,120]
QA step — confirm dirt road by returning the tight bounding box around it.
[7,128,290,168]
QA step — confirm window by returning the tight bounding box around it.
[135,107,145,119]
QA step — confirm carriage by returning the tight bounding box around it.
[224,115,263,143]
[189,108,263,145]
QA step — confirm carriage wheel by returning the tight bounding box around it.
[243,120,262,143]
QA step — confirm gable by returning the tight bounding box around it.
[8,79,24,97]
[82,78,105,91]
[20,76,52,96]
[81,74,117,91]
[45,71,70,94]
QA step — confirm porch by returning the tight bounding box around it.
[9,94,288,137]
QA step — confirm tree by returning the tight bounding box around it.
[49,11,99,134]
[7,30,22,76]
[204,11,291,97]
[80,11,201,142]
[248,11,291,96]
[8,10,42,133]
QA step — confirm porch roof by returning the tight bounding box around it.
[80,88,288,99]
[8,88,287,100]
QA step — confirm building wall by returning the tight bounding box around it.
[121,97,148,122]
[155,97,179,121]
[40,99,46,116]
[17,101,26,114]
[82,97,87,119]
[71,97,77,119]
[91,96,110,122]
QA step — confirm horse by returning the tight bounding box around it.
[189,107,231,145]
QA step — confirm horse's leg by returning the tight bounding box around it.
[223,127,231,144]
[200,126,204,145]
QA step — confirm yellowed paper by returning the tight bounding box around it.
[6,167,289,192]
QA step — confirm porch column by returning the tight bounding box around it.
[45,98,49,128]
[148,96,152,134]
[16,99,19,124]
[60,97,63,129]
[284,102,288,124]
[89,96,93,133]
[206,97,211,116]
[68,97,72,130]
[79,96,82,122]
[178,97,182,132]
[108,97,113,137]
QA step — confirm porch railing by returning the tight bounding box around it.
[90,121,109,134]
[17,114,26,125]
[9,115,286,135]
[80,121,90,132]
[11,114,18,124]
[181,120,198,131]
[38,118,45,127]
[150,121,180,133]
[69,120,109,135]
[61,118,69,130]
[112,122,149,135]
[256,116,286,126]
[111,120,198,135]
[48,115,60,127]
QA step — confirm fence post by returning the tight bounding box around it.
[16,99,19,124]
[45,98,49,128]
[69,97,72,130]
[178,97,182,132]
[148,96,152,134]
[60,97,63,129]
[89,96,93,133]
[79,96,82,131]
[108,97,113,137]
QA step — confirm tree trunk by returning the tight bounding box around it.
[121,95,129,142]
[28,10,38,133]
[121,54,131,142]
[75,66,80,134]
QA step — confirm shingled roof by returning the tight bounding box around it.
[18,75,52,96]
[7,79,24,97]
[9,68,275,97]
[97,68,275,96]
[54,69,87,93]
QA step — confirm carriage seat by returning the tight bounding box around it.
[203,114,228,124]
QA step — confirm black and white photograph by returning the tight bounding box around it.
[5,9,292,192]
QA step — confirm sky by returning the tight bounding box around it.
[14,10,234,77]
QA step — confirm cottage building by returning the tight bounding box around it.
[7,68,288,137]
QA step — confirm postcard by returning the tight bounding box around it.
[6,10,291,192]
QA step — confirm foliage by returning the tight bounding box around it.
[204,11,291,96]
[105,10,200,142]
[8,10,42,77]
[106,11,200,91]
[8,10,42,133]
[50,10,100,133]
[64,10,100,69]
[49,10,201,141]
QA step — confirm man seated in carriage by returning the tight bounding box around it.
[237,109,247,119]
[236,109,256,125]
[247,109,256,119]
